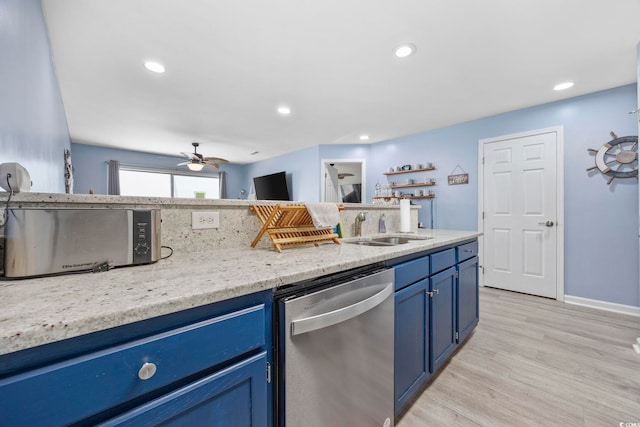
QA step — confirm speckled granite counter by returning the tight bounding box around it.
[0,229,479,356]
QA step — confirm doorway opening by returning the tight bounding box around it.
[320,159,366,203]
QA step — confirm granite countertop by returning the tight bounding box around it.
[0,229,479,356]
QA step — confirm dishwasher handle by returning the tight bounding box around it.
[290,282,393,336]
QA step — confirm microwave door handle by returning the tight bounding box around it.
[290,282,393,336]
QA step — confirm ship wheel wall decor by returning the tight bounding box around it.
[587,132,638,185]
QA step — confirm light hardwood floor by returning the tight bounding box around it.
[397,286,640,426]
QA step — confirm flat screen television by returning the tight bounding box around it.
[253,171,290,201]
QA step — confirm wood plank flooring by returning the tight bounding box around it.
[397,286,640,426]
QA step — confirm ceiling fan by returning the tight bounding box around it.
[178,142,229,171]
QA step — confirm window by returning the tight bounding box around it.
[119,170,171,197]
[119,167,220,199]
[173,175,219,198]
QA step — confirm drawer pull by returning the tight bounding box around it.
[138,362,157,380]
[464,249,473,252]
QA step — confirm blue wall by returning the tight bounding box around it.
[242,145,320,201]
[70,143,245,196]
[0,0,70,193]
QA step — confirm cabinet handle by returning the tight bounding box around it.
[464,249,473,253]
[138,362,157,380]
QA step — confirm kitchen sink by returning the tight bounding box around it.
[344,240,399,247]
[343,235,433,246]
[371,236,413,245]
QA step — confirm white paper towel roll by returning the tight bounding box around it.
[400,199,411,232]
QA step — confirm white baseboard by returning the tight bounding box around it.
[564,295,640,317]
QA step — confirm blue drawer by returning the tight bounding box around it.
[0,304,266,427]
[394,256,429,291]
[430,248,455,274]
[457,241,478,262]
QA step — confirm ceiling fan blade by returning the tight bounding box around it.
[203,157,229,163]
[179,144,226,168]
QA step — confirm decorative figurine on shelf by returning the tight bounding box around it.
[587,131,638,185]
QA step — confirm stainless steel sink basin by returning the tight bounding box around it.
[343,235,433,247]
[344,240,398,247]
[370,236,413,244]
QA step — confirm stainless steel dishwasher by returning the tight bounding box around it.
[274,264,394,427]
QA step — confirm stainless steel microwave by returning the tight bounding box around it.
[3,208,161,278]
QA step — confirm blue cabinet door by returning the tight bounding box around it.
[457,256,479,343]
[99,352,268,427]
[394,278,430,416]
[430,267,456,373]
[0,305,267,427]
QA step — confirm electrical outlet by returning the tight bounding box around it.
[192,211,220,230]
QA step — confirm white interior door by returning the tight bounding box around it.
[481,129,561,299]
[324,164,340,202]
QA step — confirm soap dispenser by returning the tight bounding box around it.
[379,213,387,233]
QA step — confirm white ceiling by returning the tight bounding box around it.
[42,0,640,165]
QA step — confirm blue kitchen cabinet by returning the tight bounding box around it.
[391,239,479,417]
[392,255,430,416]
[0,291,272,427]
[99,352,267,427]
[429,266,457,373]
[394,277,430,414]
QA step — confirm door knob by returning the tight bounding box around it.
[538,221,554,227]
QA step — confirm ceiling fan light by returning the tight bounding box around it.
[187,162,204,171]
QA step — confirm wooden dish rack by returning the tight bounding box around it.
[250,204,343,252]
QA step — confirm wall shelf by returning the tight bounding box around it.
[372,195,435,200]
[390,182,435,189]
[379,164,437,229]
[384,167,435,175]
[403,195,436,200]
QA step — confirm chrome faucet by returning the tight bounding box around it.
[355,212,367,236]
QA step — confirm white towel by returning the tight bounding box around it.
[305,203,340,228]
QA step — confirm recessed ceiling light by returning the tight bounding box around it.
[553,81,574,91]
[277,106,291,115]
[394,44,416,58]
[359,135,370,141]
[144,61,165,73]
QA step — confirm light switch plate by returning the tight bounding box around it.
[192,211,220,229]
